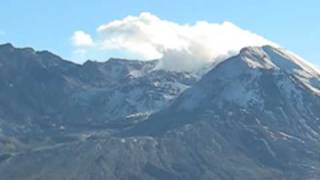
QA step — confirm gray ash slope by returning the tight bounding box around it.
[0,44,320,180]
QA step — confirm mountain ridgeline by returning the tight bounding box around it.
[0,43,319,180]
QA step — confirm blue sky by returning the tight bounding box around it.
[0,0,319,65]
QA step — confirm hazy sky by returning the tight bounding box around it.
[0,0,319,65]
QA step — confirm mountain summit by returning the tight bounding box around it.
[0,44,319,180]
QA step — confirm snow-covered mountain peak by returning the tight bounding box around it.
[238,46,320,94]
[1,43,320,180]
[240,46,320,77]
[171,46,320,112]
[239,46,277,70]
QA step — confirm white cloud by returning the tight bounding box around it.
[72,12,276,71]
[72,31,94,47]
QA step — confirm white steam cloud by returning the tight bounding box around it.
[72,31,94,48]
[72,12,276,71]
